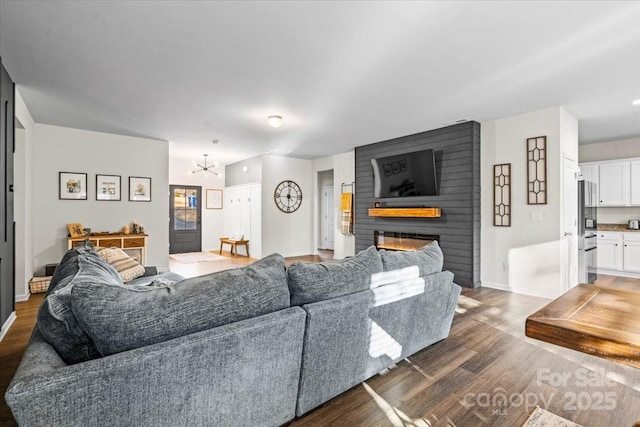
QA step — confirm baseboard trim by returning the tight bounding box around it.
[481,281,511,291]
[481,281,555,300]
[597,269,640,279]
[15,292,31,302]
[0,311,17,343]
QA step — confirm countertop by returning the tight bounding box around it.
[597,223,640,232]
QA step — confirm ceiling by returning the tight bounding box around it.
[1,1,639,165]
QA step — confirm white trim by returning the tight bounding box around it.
[596,268,640,279]
[481,281,511,291]
[15,292,31,302]
[0,311,17,343]
[482,281,555,300]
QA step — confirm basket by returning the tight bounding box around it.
[29,276,52,294]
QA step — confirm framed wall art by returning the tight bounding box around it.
[96,174,121,201]
[67,223,85,238]
[59,172,87,200]
[129,176,152,202]
[206,189,223,209]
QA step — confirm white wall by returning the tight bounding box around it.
[332,150,356,259]
[14,89,35,301]
[481,106,578,298]
[579,137,640,162]
[32,124,170,270]
[579,137,640,224]
[261,155,314,257]
[168,157,226,252]
[225,155,263,187]
[311,151,356,259]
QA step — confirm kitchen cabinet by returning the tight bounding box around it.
[597,232,623,270]
[623,233,640,273]
[631,161,640,206]
[598,161,629,206]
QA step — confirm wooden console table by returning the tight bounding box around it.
[525,284,640,368]
[67,233,148,264]
[219,237,249,257]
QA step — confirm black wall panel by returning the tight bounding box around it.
[0,58,15,329]
[354,122,481,288]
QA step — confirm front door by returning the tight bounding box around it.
[169,185,202,254]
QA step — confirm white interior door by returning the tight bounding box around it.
[322,185,336,250]
[562,155,578,291]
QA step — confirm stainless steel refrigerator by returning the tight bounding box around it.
[578,180,597,284]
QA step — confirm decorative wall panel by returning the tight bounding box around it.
[494,163,511,227]
[527,136,547,204]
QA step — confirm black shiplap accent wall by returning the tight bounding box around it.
[354,122,481,288]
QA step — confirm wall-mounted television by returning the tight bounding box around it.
[371,149,438,198]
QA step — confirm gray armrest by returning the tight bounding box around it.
[142,266,158,276]
[6,307,306,427]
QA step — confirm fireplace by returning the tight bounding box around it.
[373,231,439,252]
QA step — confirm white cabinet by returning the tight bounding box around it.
[597,232,623,271]
[223,183,262,257]
[623,233,640,272]
[631,161,640,206]
[249,185,262,258]
[598,161,629,206]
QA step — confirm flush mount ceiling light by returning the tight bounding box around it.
[192,154,218,176]
[267,115,284,128]
[633,99,640,106]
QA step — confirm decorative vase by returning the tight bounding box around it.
[123,225,130,235]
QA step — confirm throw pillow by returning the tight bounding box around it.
[287,245,383,305]
[71,253,290,356]
[95,246,145,283]
[379,241,444,277]
[37,250,123,364]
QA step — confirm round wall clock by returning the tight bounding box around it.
[274,180,302,213]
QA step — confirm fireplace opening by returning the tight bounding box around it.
[374,231,439,252]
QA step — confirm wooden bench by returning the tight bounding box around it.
[219,237,250,257]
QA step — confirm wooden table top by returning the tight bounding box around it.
[525,284,640,369]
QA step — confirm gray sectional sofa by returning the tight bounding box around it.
[6,241,460,427]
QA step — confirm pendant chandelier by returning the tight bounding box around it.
[192,154,218,176]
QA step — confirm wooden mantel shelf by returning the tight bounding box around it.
[368,207,442,218]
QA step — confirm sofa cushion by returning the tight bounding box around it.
[71,253,290,356]
[37,246,123,364]
[95,246,145,283]
[287,245,383,305]
[379,241,443,276]
[126,271,185,287]
[45,240,94,296]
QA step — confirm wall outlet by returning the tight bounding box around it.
[502,262,509,272]
[530,212,543,221]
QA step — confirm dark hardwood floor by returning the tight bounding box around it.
[2,259,639,426]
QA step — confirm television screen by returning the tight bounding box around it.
[371,149,438,198]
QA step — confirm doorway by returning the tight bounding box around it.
[318,170,334,251]
[323,185,335,250]
[562,155,578,291]
[169,185,202,254]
